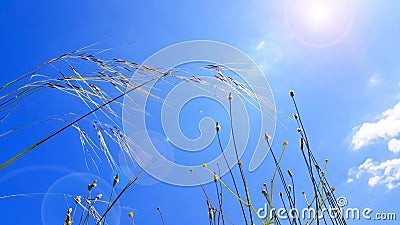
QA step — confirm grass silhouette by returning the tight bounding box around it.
[1,45,346,225]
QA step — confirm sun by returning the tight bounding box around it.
[306,3,334,28]
[285,0,354,48]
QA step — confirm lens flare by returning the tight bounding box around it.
[285,0,354,48]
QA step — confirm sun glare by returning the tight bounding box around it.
[307,4,333,28]
[285,0,354,47]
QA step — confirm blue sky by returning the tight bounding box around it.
[1,0,400,224]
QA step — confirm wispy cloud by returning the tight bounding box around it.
[251,21,292,71]
[367,73,380,87]
[253,38,285,71]
[348,158,400,190]
[351,102,400,150]
[256,41,265,51]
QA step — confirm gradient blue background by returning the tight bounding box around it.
[1,1,399,224]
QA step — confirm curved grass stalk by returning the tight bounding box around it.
[0,76,161,170]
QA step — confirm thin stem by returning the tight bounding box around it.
[291,93,345,225]
[102,186,115,225]
[96,169,145,225]
[228,99,254,225]
[158,208,166,225]
[216,128,249,225]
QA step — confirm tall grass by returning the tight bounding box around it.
[0,46,346,225]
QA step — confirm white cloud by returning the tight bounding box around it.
[256,41,265,51]
[351,102,400,150]
[348,157,400,190]
[368,73,380,87]
[388,138,400,153]
[347,178,354,183]
[368,176,380,187]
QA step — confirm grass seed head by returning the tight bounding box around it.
[96,194,102,200]
[261,189,267,195]
[297,128,302,133]
[294,113,299,120]
[113,174,119,187]
[75,195,81,203]
[88,180,97,191]
[331,186,336,192]
[289,90,295,97]
[300,138,304,150]
[213,173,218,182]
[64,209,72,225]
[238,161,243,167]
[209,208,214,219]
[215,122,221,132]
[283,141,288,146]
[128,211,134,218]
[228,92,233,101]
